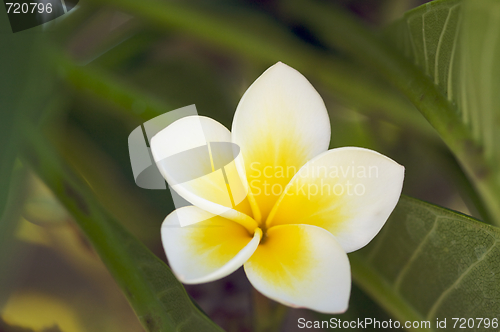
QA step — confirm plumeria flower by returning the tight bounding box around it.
[151,62,404,313]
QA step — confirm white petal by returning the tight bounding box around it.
[232,62,331,222]
[162,206,261,284]
[268,147,404,253]
[151,116,255,229]
[244,224,350,313]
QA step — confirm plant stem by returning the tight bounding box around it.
[253,289,288,332]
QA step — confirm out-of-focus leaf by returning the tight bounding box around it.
[0,318,38,332]
[9,216,146,332]
[0,11,61,308]
[84,0,434,137]
[351,196,500,331]
[22,173,70,226]
[54,51,171,122]
[53,126,161,243]
[0,12,35,218]
[20,127,223,332]
[0,0,61,221]
[0,167,27,308]
[2,292,78,332]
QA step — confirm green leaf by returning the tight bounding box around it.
[53,50,172,122]
[0,9,55,309]
[384,0,500,225]
[0,166,28,308]
[461,0,500,162]
[20,126,223,332]
[0,11,36,218]
[351,196,500,331]
[387,0,500,166]
[385,0,500,225]
[282,0,500,225]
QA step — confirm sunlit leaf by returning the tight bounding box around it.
[0,318,40,332]
[2,292,79,332]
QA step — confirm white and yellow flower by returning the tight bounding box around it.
[151,62,404,313]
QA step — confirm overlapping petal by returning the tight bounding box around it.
[151,115,255,229]
[232,62,331,222]
[244,224,351,313]
[267,147,404,253]
[162,206,261,284]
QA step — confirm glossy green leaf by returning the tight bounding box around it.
[20,126,223,332]
[351,196,500,331]
[384,0,500,223]
[387,0,500,165]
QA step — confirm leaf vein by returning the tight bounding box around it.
[434,6,454,85]
[422,14,429,75]
[446,5,461,102]
[393,218,440,291]
[425,240,499,320]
